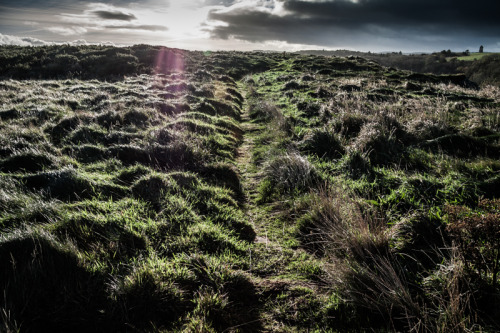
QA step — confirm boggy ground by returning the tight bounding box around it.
[0,48,499,332]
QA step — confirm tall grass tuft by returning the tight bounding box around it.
[258,153,320,202]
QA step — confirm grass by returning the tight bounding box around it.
[1,45,499,331]
[455,52,500,61]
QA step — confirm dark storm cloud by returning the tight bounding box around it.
[282,0,500,28]
[105,24,168,31]
[208,0,500,48]
[92,10,137,21]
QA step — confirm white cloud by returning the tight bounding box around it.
[23,21,40,26]
[0,33,120,47]
[46,26,88,36]
[0,33,50,46]
[71,39,89,45]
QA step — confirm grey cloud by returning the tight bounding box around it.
[105,24,168,31]
[203,0,238,6]
[282,0,500,29]
[92,10,137,21]
[0,0,138,8]
[208,0,500,49]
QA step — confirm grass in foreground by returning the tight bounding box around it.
[0,47,499,331]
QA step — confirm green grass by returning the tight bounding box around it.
[1,45,500,331]
[455,52,500,61]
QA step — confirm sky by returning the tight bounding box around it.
[1,0,499,52]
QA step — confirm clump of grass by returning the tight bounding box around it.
[131,173,176,209]
[0,229,108,332]
[352,119,405,165]
[297,101,321,118]
[300,129,344,159]
[182,255,260,332]
[115,164,151,185]
[122,108,154,128]
[180,221,248,255]
[111,258,190,330]
[1,198,60,231]
[297,187,387,260]
[201,162,243,200]
[52,209,147,261]
[301,188,438,331]
[420,133,499,158]
[48,115,85,144]
[96,110,122,129]
[446,199,500,288]
[258,153,321,202]
[148,141,201,170]
[149,126,175,145]
[65,124,107,145]
[63,144,107,163]
[331,113,367,139]
[283,80,302,90]
[406,117,452,141]
[338,150,373,180]
[108,144,151,165]
[0,149,58,173]
[23,168,95,201]
[249,100,281,121]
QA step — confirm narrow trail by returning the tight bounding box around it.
[235,85,270,245]
[234,80,323,279]
[232,80,330,331]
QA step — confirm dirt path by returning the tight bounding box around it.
[235,84,272,246]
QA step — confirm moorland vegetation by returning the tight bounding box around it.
[297,49,500,87]
[0,44,499,332]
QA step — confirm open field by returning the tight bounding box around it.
[456,52,500,61]
[1,45,500,332]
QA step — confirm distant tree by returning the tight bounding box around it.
[479,45,484,53]
[441,49,453,56]
[464,50,470,56]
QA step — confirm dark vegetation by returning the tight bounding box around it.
[297,49,500,87]
[0,44,499,332]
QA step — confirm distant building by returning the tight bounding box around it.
[479,45,484,53]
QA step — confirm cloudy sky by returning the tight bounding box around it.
[1,0,499,52]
